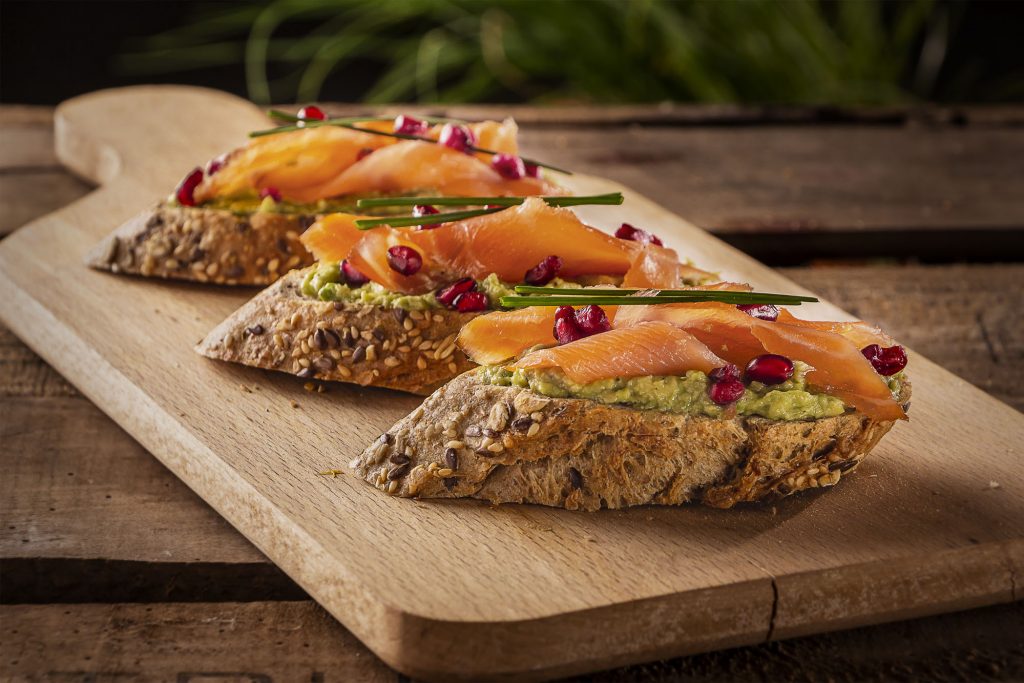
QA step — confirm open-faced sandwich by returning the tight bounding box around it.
[87,108,561,285]
[349,287,910,508]
[196,196,715,394]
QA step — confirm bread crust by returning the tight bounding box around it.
[351,371,911,509]
[196,268,478,395]
[87,202,315,285]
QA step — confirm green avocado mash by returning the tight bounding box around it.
[479,361,849,420]
[301,263,581,311]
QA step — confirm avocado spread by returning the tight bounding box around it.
[301,263,580,311]
[479,361,849,420]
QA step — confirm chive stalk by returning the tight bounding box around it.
[356,193,623,209]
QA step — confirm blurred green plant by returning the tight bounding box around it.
[116,0,952,105]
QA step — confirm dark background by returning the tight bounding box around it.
[2,0,1023,105]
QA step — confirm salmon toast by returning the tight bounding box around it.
[348,290,911,509]
[197,198,717,395]
[87,110,562,285]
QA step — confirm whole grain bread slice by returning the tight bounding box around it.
[350,371,911,509]
[196,268,478,395]
[87,202,317,285]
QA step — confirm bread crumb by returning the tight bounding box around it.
[988,480,1001,490]
[290,400,300,409]
[239,384,252,393]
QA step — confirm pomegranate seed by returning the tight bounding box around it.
[259,186,282,202]
[341,259,369,286]
[524,162,540,178]
[386,245,422,276]
[393,114,428,136]
[523,255,562,285]
[553,318,580,344]
[574,305,611,336]
[413,204,441,230]
[297,105,326,124]
[709,377,745,405]
[861,344,908,376]
[356,147,374,161]
[206,153,227,176]
[438,123,475,153]
[745,354,794,385]
[552,305,610,344]
[175,167,203,207]
[454,291,489,313]
[737,303,779,322]
[709,364,741,383]
[491,153,525,179]
[615,222,663,247]
[436,278,476,308]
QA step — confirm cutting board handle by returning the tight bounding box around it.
[54,85,269,189]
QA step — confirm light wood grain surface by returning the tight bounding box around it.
[1,88,1022,681]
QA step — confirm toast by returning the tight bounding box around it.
[348,370,911,510]
[196,268,477,395]
[87,203,316,285]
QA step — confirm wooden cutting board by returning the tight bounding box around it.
[1,86,1021,682]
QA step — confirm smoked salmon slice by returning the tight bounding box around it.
[457,307,557,366]
[512,321,726,384]
[301,198,704,294]
[193,118,552,204]
[614,303,905,421]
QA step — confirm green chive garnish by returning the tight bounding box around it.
[354,207,505,230]
[500,290,818,308]
[356,193,623,209]
[251,112,571,174]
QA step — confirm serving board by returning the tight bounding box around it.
[0,86,1021,682]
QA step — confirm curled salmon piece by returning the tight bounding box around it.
[776,309,896,349]
[301,198,703,294]
[614,303,905,421]
[457,307,556,366]
[297,213,370,264]
[194,118,547,204]
[512,321,726,384]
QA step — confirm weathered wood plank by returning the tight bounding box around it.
[2,601,1022,682]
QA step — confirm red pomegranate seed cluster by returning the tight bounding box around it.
[736,303,779,321]
[861,344,907,376]
[341,259,369,286]
[552,305,610,345]
[491,153,526,179]
[436,278,488,312]
[297,105,326,124]
[412,204,441,230]
[438,123,476,153]
[524,163,540,178]
[523,255,562,286]
[615,222,663,246]
[745,354,794,385]
[259,186,282,202]
[175,167,204,207]
[386,246,423,276]
[707,364,745,405]
[393,114,428,136]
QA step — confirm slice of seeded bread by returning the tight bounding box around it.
[196,268,478,395]
[87,202,316,285]
[350,371,911,509]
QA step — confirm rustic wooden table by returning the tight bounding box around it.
[2,103,1022,681]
